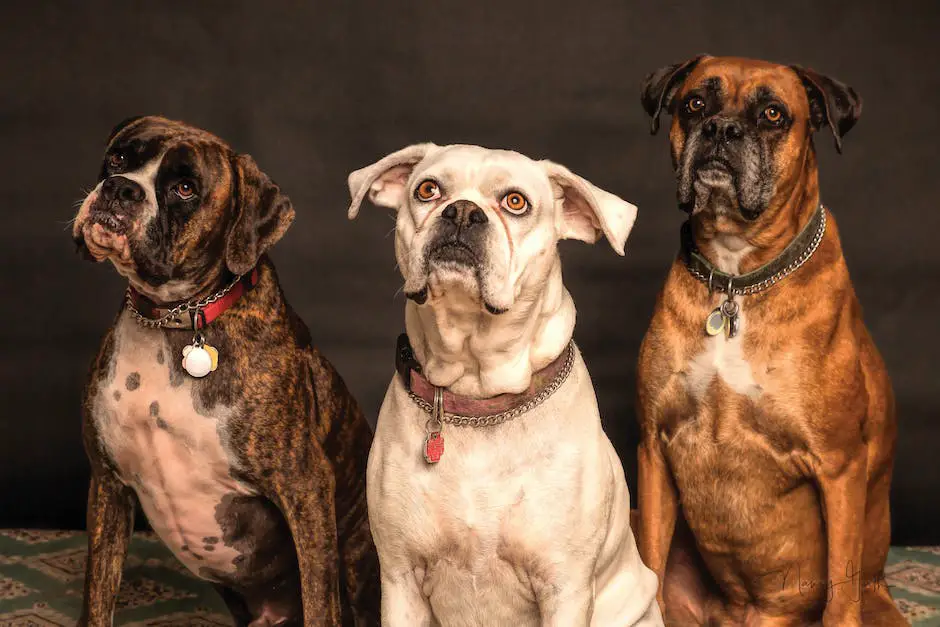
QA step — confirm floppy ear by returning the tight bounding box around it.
[106,115,145,145]
[641,55,707,134]
[347,143,438,219]
[790,65,862,154]
[541,161,638,256]
[225,154,295,276]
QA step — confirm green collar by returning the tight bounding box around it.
[680,203,827,297]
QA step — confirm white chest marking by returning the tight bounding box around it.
[94,317,254,579]
[684,309,761,401]
[710,234,754,275]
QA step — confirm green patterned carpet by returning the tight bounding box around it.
[0,530,230,626]
[0,530,938,625]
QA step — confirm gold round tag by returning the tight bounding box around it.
[705,308,725,336]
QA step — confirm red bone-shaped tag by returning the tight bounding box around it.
[424,432,444,464]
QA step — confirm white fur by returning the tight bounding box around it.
[115,152,163,225]
[683,235,761,400]
[709,234,754,275]
[349,145,661,626]
[684,308,761,401]
[91,311,255,580]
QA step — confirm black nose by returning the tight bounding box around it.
[441,200,488,229]
[100,176,145,203]
[702,117,743,142]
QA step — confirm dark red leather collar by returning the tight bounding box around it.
[127,269,259,330]
[395,333,573,417]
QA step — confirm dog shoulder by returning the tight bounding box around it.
[81,321,120,462]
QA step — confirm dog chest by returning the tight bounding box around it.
[652,308,830,561]
[665,308,803,440]
[680,309,762,402]
[369,372,620,622]
[90,315,257,580]
[666,325,809,475]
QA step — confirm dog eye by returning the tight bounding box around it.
[686,97,706,113]
[415,180,441,202]
[173,180,197,200]
[501,191,529,215]
[107,153,126,171]
[763,105,784,124]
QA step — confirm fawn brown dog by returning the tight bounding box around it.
[635,56,905,626]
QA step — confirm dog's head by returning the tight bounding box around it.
[347,144,637,313]
[641,55,861,222]
[72,116,294,303]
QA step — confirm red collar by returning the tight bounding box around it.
[395,333,574,417]
[126,268,259,330]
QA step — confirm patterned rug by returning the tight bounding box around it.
[0,530,230,626]
[0,530,938,625]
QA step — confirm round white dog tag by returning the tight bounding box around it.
[182,344,216,378]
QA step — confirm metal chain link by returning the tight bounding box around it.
[687,210,827,297]
[124,273,244,329]
[407,342,576,428]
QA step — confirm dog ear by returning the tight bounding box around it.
[541,161,638,256]
[225,154,295,276]
[106,116,145,145]
[641,55,706,134]
[347,143,438,219]
[790,65,862,154]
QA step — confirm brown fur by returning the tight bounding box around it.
[636,58,905,626]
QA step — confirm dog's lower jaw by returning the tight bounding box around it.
[81,222,133,264]
[679,148,764,222]
[408,258,512,315]
[691,177,739,217]
[407,284,508,314]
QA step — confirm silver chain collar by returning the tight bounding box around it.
[407,342,576,428]
[124,273,244,329]
[686,209,827,297]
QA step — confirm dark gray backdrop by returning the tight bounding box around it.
[1,1,937,544]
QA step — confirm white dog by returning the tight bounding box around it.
[348,144,662,626]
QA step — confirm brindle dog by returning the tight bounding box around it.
[72,116,379,626]
[636,57,906,626]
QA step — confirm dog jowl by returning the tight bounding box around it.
[72,116,378,627]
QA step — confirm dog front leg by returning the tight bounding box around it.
[275,467,343,626]
[637,433,678,612]
[379,566,435,627]
[79,469,135,627]
[817,453,868,627]
[537,575,594,627]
